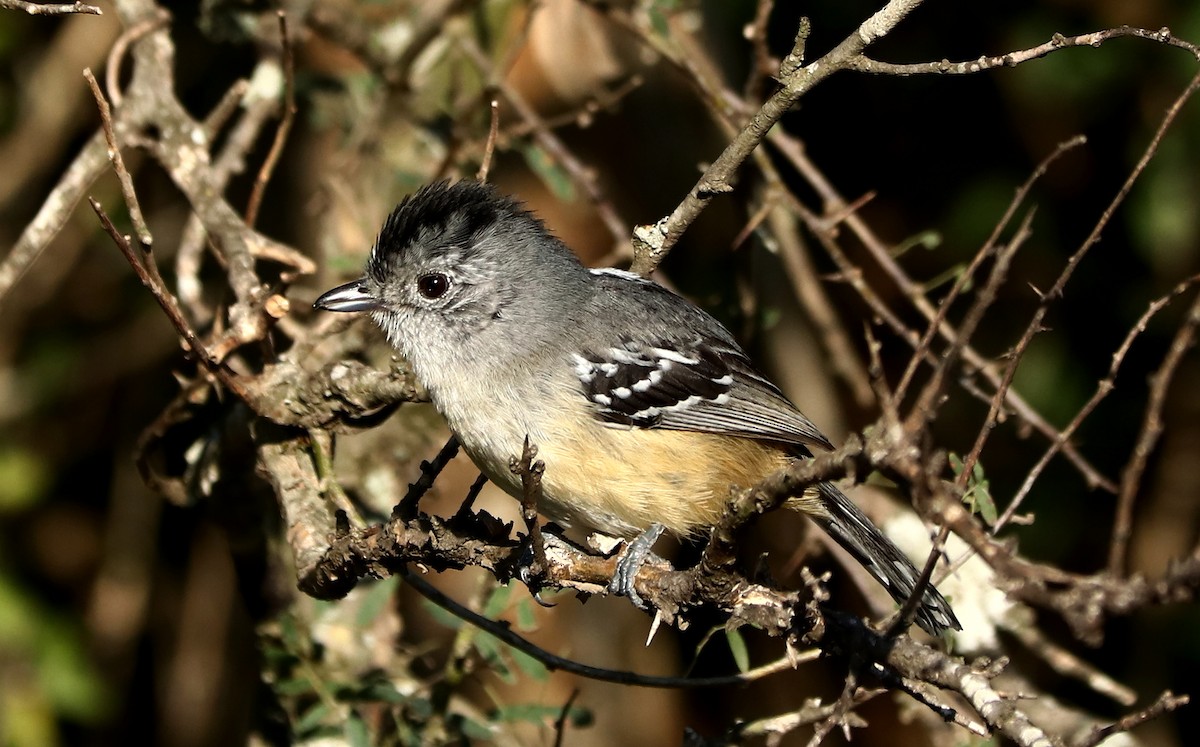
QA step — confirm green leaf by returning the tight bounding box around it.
[514,597,538,632]
[491,702,590,725]
[950,452,997,525]
[724,628,750,673]
[406,695,433,720]
[507,644,548,681]
[492,703,557,723]
[274,676,315,697]
[345,712,371,747]
[973,481,998,525]
[456,714,495,740]
[648,7,669,38]
[294,702,332,735]
[420,599,464,630]
[0,446,49,511]
[356,576,399,628]
[519,143,577,202]
[359,680,408,704]
[481,583,513,618]
[647,0,680,38]
[472,634,515,683]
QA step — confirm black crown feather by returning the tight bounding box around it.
[367,180,543,282]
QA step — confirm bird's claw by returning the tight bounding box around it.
[607,523,665,610]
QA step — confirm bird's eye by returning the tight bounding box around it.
[417,273,450,299]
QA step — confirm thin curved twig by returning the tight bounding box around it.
[851,26,1200,76]
[399,566,818,689]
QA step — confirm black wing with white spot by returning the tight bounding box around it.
[576,270,833,450]
[572,338,733,427]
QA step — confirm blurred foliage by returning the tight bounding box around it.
[0,571,109,747]
[258,578,579,745]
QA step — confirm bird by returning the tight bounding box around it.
[314,179,960,636]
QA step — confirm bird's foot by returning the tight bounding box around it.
[607,523,666,610]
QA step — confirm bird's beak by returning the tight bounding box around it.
[313,278,380,312]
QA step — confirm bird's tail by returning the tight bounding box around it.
[809,482,961,636]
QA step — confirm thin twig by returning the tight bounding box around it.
[766,198,876,409]
[894,136,1086,403]
[245,10,296,228]
[1002,70,1200,533]
[476,99,501,183]
[84,67,152,248]
[628,0,926,274]
[806,674,862,747]
[394,436,461,521]
[1072,691,1190,747]
[178,78,274,322]
[0,132,109,306]
[733,690,880,743]
[458,35,628,248]
[1005,620,1137,706]
[399,566,815,689]
[1109,289,1200,575]
[770,130,1116,494]
[307,427,365,528]
[88,199,252,403]
[201,78,249,139]
[742,0,780,102]
[1001,274,1200,530]
[852,26,1200,76]
[905,209,1031,439]
[105,9,169,107]
[552,689,580,747]
[453,473,490,518]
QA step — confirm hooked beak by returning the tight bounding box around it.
[314,278,380,312]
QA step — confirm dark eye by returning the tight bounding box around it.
[417,273,449,299]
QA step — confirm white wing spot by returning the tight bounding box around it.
[629,369,665,393]
[663,394,703,412]
[572,354,596,383]
[650,347,700,365]
[590,267,653,284]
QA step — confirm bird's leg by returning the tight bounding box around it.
[608,523,666,609]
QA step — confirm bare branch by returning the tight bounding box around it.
[0,0,100,15]
[245,10,296,228]
[630,0,927,274]
[996,70,1200,533]
[1002,275,1200,530]
[1109,289,1200,575]
[83,67,152,247]
[1072,691,1190,747]
[852,26,1200,76]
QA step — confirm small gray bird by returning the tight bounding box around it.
[315,180,960,636]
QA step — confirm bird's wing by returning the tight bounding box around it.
[572,270,833,451]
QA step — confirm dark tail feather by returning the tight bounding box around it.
[810,482,961,636]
